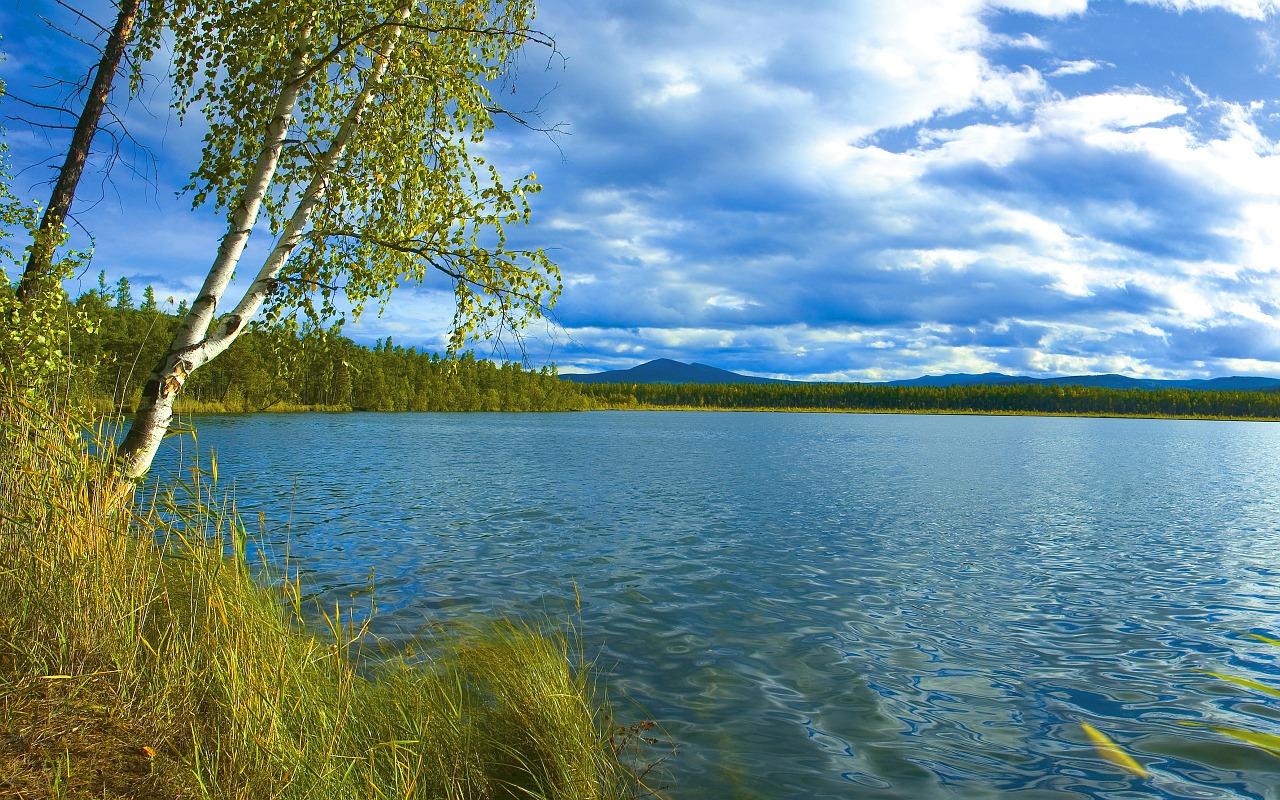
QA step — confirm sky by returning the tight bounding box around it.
[5,0,1280,381]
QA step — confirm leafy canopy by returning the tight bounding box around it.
[166,0,558,350]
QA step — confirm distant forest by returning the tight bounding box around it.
[73,277,587,412]
[576,380,1280,419]
[75,277,1280,420]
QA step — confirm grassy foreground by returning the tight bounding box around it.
[0,394,650,799]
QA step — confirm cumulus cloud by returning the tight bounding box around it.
[1127,0,1280,19]
[994,0,1089,15]
[12,0,1280,381]
[498,0,1280,380]
[993,33,1052,49]
[1049,59,1111,76]
[1035,91,1186,130]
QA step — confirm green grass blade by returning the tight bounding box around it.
[1198,670,1280,700]
[1178,721,1280,758]
[1080,722,1149,779]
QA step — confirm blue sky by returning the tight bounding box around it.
[5,0,1280,380]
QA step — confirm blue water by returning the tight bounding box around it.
[154,411,1280,799]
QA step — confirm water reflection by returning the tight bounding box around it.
[154,411,1280,799]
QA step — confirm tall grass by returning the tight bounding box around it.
[0,392,651,799]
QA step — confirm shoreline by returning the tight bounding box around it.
[98,402,1280,423]
[597,405,1280,422]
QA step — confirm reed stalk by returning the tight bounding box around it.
[0,390,650,799]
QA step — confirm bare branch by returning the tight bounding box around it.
[63,212,97,243]
[488,105,569,138]
[37,14,106,53]
[273,274,345,293]
[1,93,81,118]
[305,228,556,317]
[3,117,78,132]
[52,0,111,35]
[298,20,554,86]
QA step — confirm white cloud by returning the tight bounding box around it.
[637,65,701,107]
[1126,0,1280,19]
[992,0,1089,15]
[23,0,1280,380]
[1049,59,1111,76]
[519,0,1280,376]
[1035,92,1187,132]
[704,294,762,311]
[992,33,1051,49]
[838,3,1051,132]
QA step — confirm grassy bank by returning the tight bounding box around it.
[89,398,353,415]
[0,394,649,799]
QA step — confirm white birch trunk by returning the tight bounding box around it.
[117,11,410,479]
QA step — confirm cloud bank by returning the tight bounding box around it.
[480,0,1280,379]
[6,0,1280,380]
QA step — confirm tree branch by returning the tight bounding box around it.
[51,0,110,36]
[298,20,553,86]
[1,94,81,118]
[18,0,142,302]
[38,16,105,53]
[305,228,555,313]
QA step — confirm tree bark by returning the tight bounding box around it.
[116,9,409,478]
[115,38,314,479]
[16,0,141,302]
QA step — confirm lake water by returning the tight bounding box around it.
[154,411,1280,799]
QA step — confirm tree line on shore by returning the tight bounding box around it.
[76,280,1280,420]
[576,376,1280,419]
[73,278,587,413]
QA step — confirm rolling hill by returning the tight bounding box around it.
[561,360,1280,391]
[560,358,788,384]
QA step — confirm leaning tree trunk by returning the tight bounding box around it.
[17,0,140,302]
[114,40,312,478]
[115,11,409,478]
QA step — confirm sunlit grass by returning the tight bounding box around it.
[86,397,351,415]
[0,390,654,799]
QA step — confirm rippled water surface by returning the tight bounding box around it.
[157,411,1280,799]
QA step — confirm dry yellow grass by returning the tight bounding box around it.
[0,391,653,799]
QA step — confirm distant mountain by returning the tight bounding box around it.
[561,358,788,384]
[885,372,1029,387]
[561,360,1280,392]
[886,373,1280,391]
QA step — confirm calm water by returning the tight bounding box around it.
[154,411,1280,799]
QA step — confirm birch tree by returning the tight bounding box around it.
[116,0,558,477]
